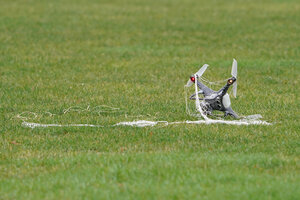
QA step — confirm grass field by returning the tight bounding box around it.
[1,0,299,199]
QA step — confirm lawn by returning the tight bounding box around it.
[0,0,299,199]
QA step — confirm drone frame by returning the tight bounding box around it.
[186,59,238,118]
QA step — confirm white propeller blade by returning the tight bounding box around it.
[185,79,194,87]
[196,64,209,78]
[231,59,237,78]
[232,81,237,98]
[185,64,209,87]
[231,59,237,98]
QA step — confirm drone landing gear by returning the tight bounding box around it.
[224,110,239,119]
[224,112,234,118]
[200,103,213,116]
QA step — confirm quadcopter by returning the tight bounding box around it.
[186,59,238,118]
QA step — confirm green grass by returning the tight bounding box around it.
[0,0,299,199]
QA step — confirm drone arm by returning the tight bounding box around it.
[196,80,214,96]
[219,84,231,96]
[219,77,236,96]
[224,107,239,118]
[189,91,204,100]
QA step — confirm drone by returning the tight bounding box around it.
[186,59,238,118]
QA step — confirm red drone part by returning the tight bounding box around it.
[190,76,195,82]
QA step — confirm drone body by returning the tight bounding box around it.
[186,59,238,118]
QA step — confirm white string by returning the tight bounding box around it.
[114,120,168,127]
[195,76,209,120]
[12,111,40,121]
[184,86,195,117]
[63,105,121,115]
[12,105,123,121]
[22,118,271,129]
[22,122,104,128]
[200,76,228,86]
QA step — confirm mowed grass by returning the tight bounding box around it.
[0,0,299,199]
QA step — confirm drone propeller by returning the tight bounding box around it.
[185,64,209,87]
[231,59,237,98]
[195,64,209,78]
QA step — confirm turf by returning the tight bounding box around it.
[0,0,299,199]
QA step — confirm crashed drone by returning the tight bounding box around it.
[186,59,239,118]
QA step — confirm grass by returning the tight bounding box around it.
[0,0,299,199]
